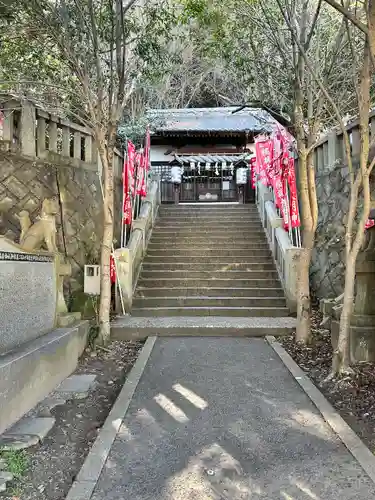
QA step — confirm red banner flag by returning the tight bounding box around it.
[144,128,150,172]
[287,157,300,229]
[123,141,135,225]
[255,139,273,186]
[110,254,116,283]
[136,147,148,198]
[250,157,257,189]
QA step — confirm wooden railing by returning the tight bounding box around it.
[0,97,123,177]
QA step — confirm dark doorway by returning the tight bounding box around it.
[180,164,238,202]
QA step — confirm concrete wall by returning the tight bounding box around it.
[0,241,57,354]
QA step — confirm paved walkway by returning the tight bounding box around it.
[90,338,375,499]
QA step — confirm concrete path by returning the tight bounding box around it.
[90,338,375,499]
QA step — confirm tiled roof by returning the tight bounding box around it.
[148,107,277,134]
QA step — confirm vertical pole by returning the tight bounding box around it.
[284,178,292,242]
[174,184,180,205]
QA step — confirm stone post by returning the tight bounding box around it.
[114,248,132,313]
[327,132,338,169]
[1,99,18,150]
[133,218,147,255]
[331,227,375,361]
[20,100,36,157]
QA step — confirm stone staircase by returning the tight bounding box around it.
[112,204,296,339]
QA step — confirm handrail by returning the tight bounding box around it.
[113,176,160,314]
[256,180,301,312]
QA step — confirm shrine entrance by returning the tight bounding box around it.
[180,163,237,202]
[176,155,253,203]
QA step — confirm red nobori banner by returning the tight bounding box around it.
[123,141,135,225]
[110,254,116,283]
[287,156,300,229]
[255,138,273,186]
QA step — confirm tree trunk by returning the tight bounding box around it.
[97,138,115,346]
[296,245,312,343]
[332,42,371,374]
[332,254,356,374]
[295,146,314,343]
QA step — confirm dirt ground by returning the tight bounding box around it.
[1,340,143,500]
[281,309,375,452]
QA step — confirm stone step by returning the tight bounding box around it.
[133,297,286,308]
[0,321,89,436]
[131,307,290,317]
[137,278,281,287]
[144,251,272,261]
[152,226,264,233]
[148,239,268,247]
[140,270,279,279]
[159,206,258,211]
[149,240,268,248]
[135,287,285,298]
[156,218,261,224]
[146,249,272,258]
[159,207,258,213]
[141,262,276,271]
[150,232,265,241]
[111,316,296,340]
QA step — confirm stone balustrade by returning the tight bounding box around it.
[256,182,301,312]
[0,96,123,178]
[114,177,161,313]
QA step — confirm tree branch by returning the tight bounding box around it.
[323,0,368,34]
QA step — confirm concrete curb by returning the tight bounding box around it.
[266,335,375,484]
[65,336,157,500]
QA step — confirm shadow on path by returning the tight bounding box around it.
[92,338,375,500]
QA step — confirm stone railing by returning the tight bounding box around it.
[256,182,301,312]
[313,110,375,174]
[0,96,123,178]
[114,176,161,313]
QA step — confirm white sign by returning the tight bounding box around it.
[222,181,230,191]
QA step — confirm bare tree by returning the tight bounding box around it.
[15,0,175,344]
[213,0,353,343]
[320,0,375,374]
[282,0,375,373]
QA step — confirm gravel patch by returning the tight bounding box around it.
[281,309,375,452]
[1,340,142,500]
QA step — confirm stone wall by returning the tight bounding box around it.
[0,152,122,292]
[309,114,375,300]
[310,164,350,299]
